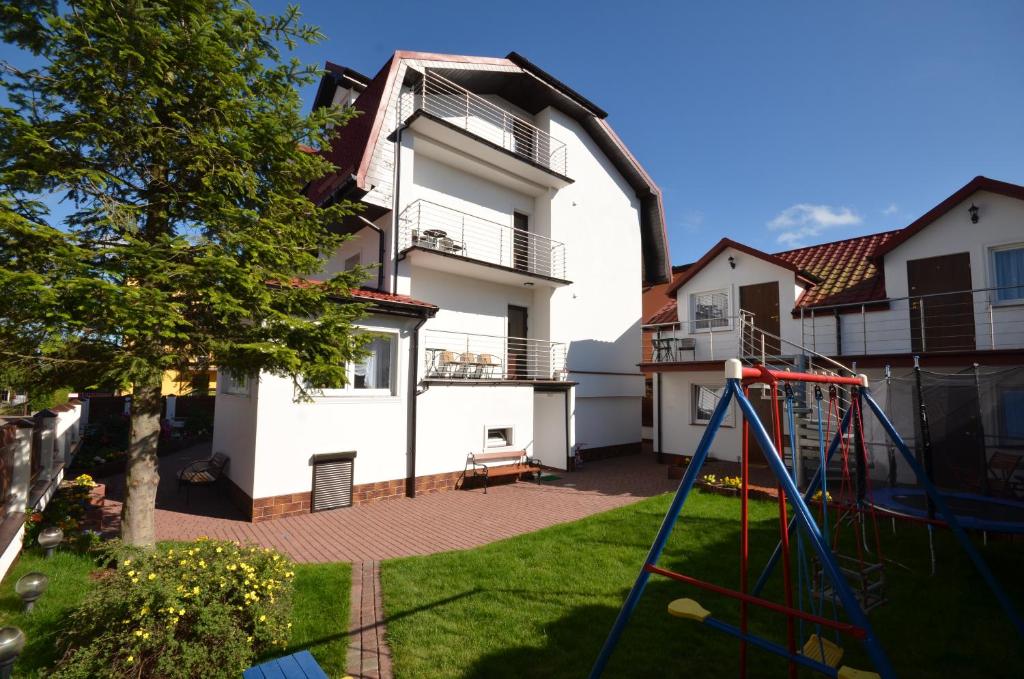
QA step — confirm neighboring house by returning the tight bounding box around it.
[644,175,1024,474]
[213,51,670,521]
[162,366,218,397]
[641,265,689,444]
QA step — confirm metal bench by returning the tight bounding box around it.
[460,450,541,493]
[177,451,229,503]
[243,650,329,679]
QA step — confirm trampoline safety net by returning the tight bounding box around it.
[861,365,1024,530]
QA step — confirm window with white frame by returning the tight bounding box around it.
[691,384,734,426]
[311,334,397,397]
[691,290,730,330]
[220,371,250,397]
[486,426,513,448]
[992,244,1024,302]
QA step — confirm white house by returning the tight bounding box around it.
[213,51,670,521]
[644,176,1024,482]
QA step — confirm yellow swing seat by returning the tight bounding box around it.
[802,633,844,667]
[667,598,711,622]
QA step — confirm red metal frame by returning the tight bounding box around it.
[643,564,868,639]
[741,365,864,386]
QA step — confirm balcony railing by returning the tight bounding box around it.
[399,200,567,280]
[643,285,1024,366]
[410,70,568,176]
[423,329,568,382]
[798,286,1024,357]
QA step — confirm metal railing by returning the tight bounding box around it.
[408,70,569,176]
[798,286,1024,357]
[398,200,567,280]
[422,329,568,382]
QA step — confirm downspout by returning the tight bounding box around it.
[564,387,572,470]
[406,314,428,498]
[356,215,386,292]
[656,372,663,463]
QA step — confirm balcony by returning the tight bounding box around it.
[404,71,571,192]
[399,200,569,285]
[642,286,1024,367]
[423,329,568,382]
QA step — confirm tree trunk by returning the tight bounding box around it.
[122,379,162,546]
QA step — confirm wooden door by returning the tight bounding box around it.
[740,282,781,357]
[513,212,530,272]
[507,306,528,379]
[907,253,975,352]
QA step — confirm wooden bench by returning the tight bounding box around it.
[243,650,330,679]
[177,451,229,503]
[461,450,541,493]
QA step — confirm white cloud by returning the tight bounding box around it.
[680,209,704,233]
[767,203,862,247]
[882,203,898,216]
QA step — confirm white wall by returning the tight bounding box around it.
[658,371,741,462]
[416,383,535,475]
[213,370,263,497]
[672,245,808,360]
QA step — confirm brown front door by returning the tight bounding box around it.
[907,252,975,352]
[740,282,781,357]
[507,305,528,379]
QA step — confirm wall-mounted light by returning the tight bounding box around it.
[968,203,979,224]
[728,256,736,269]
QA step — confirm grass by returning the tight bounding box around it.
[381,491,1024,679]
[0,546,351,678]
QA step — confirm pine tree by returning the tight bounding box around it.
[1,0,368,545]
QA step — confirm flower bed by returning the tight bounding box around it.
[698,474,775,501]
[25,474,104,552]
[51,539,296,679]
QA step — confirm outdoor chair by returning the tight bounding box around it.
[477,353,502,378]
[177,452,229,504]
[988,451,1024,498]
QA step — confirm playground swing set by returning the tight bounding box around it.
[589,359,1024,679]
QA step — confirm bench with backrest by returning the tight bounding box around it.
[177,451,229,503]
[461,450,541,493]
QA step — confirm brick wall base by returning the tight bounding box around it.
[230,468,500,523]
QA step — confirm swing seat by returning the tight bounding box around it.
[837,666,880,679]
[802,633,843,668]
[667,598,711,622]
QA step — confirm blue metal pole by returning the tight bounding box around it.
[588,379,738,678]
[702,617,839,677]
[752,408,852,597]
[733,387,897,679]
[861,389,1024,639]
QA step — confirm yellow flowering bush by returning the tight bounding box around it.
[52,539,295,678]
[812,490,833,503]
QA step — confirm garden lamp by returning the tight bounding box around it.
[0,627,25,679]
[37,526,63,558]
[14,572,48,613]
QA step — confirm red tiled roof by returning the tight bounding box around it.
[349,287,438,310]
[646,299,679,325]
[776,230,900,309]
[645,230,899,325]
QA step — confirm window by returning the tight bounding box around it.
[992,245,1024,302]
[691,290,730,331]
[999,388,1024,440]
[220,371,250,397]
[691,384,734,427]
[310,333,397,397]
[486,426,513,448]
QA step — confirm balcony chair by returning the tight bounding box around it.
[459,352,480,378]
[477,353,502,378]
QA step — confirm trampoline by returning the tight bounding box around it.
[871,486,1024,534]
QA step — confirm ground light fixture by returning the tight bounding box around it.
[0,627,25,679]
[37,526,63,558]
[14,572,48,612]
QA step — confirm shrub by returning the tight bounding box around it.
[51,539,295,679]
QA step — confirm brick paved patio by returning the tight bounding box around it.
[99,443,699,562]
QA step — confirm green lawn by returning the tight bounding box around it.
[0,546,351,678]
[381,491,1024,679]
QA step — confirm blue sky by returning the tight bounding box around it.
[6,1,1024,263]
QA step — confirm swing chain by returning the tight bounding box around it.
[814,384,823,401]
[828,384,838,400]
[784,382,794,399]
